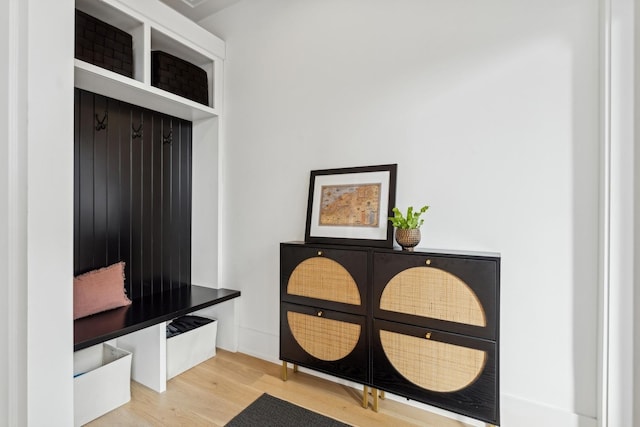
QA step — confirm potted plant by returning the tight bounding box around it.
[388,205,429,251]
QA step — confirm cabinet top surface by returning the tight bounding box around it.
[281,241,500,259]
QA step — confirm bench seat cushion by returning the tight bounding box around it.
[74,262,132,320]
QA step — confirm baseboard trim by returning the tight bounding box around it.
[237,326,279,362]
[501,394,597,427]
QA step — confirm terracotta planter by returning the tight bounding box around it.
[395,228,421,251]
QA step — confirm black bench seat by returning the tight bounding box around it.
[74,285,241,351]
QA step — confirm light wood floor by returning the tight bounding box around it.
[87,349,472,426]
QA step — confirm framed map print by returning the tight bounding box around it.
[305,164,397,247]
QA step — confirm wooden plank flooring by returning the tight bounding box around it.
[87,349,472,426]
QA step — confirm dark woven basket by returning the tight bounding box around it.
[75,9,133,78]
[151,50,209,106]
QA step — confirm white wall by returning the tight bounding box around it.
[26,0,76,425]
[1,2,11,424]
[636,0,640,419]
[1,0,75,425]
[632,0,640,424]
[202,1,601,425]
[606,0,637,426]
[1,1,29,425]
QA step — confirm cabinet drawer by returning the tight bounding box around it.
[373,251,499,340]
[281,243,368,315]
[280,302,368,383]
[372,319,498,425]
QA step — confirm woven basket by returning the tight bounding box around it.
[151,50,209,106]
[75,9,133,78]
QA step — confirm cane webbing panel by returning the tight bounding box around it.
[287,258,361,305]
[380,330,486,392]
[288,312,360,361]
[379,267,486,326]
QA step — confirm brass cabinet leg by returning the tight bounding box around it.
[379,390,385,400]
[282,362,299,381]
[372,388,379,412]
[362,385,368,408]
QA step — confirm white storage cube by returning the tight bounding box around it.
[167,317,217,379]
[74,343,132,427]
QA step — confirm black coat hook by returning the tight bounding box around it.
[95,112,108,131]
[132,123,143,139]
[163,129,173,145]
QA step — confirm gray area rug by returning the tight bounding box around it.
[225,393,351,427]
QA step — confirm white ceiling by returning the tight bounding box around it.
[159,0,242,22]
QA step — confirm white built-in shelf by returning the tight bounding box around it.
[75,59,218,121]
[74,0,224,121]
[72,0,232,378]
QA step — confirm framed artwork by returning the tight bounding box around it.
[305,164,397,247]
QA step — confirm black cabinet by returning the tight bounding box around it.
[280,244,369,384]
[280,242,500,425]
[372,319,498,423]
[372,250,500,424]
[280,244,368,315]
[280,302,368,383]
[373,251,498,340]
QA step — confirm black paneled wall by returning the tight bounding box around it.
[74,88,192,299]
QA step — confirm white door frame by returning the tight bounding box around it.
[599,0,636,426]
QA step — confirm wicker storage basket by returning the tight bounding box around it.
[151,50,209,106]
[75,9,133,78]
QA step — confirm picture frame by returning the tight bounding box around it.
[305,164,397,247]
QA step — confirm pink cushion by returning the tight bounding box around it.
[73,262,132,320]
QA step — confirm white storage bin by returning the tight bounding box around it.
[74,343,132,426]
[167,317,217,379]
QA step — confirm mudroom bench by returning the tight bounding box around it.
[74,285,241,393]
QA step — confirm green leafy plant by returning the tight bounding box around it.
[388,205,430,229]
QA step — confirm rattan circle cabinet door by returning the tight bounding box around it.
[280,302,368,383]
[372,319,498,425]
[281,243,368,315]
[373,251,499,340]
